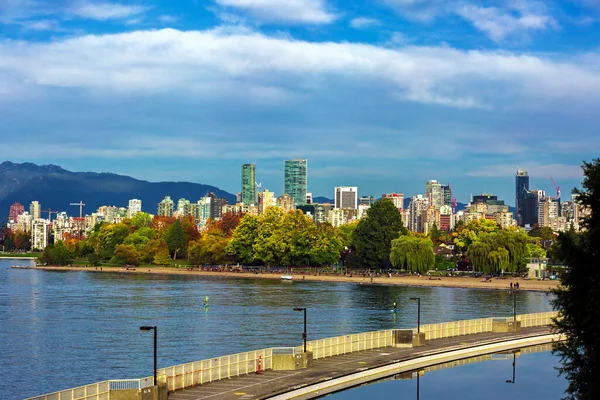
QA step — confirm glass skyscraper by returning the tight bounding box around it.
[241,163,256,205]
[284,159,307,206]
[516,169,537,227]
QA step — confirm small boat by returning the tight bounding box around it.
[281,275,293,280]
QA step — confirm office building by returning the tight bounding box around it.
[335,186,358,209]
[284,158,307,206]
[359,196,375,207]
[442,184,453,208]
[426,180,443,209]
[516,170,529,226]
[241,163,257,205]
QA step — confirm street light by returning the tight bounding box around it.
[293,307,307,353]
[140,326,157,386]
[409,297,421,333]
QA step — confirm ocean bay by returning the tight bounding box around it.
[0,259,555,399]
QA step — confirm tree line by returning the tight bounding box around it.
[31,198,547,273]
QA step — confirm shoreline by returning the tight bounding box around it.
[15,265,560,293]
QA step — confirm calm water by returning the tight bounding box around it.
[327,349,566,399]
[0,259,555,399]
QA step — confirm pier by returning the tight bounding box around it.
[27,312,559,400]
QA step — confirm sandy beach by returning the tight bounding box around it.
[20,265,560,292]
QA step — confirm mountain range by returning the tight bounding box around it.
[0,161,236,219]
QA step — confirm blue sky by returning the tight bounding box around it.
[1,0,599,204]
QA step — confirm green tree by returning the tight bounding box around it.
[390,235,434,273]
[352,199,407,269]
[140,239,163,264]
[552,159,600,400]
[50,241,73,266]
[164,219,186,259]
[253,207,285,266]
[429,223,442,245]
[226,214,260,264]
[131,212,153,229]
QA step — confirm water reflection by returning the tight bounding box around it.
[326,345,563,400]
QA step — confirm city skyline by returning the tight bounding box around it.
[0,1,596,203]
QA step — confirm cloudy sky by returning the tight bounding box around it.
[1,0,598,204]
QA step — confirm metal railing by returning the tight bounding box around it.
[308,329,394,360]
[26,381,110,400]
[158,348,273,392]
[517,311,556,327]
[415,317,495,340]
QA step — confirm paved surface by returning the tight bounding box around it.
[168,327,552,400]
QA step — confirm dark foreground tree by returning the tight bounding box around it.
[552,158,600,400]
[352,199,407,269]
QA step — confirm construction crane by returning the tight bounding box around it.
[550,177,561,201]
[41,209,59,222]
[69,201,86,240]
[255,181,262,190]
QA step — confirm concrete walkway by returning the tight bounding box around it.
[168,327,553,400]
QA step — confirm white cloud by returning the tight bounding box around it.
[467,163,584,179]
[0,28,599,111]
[69,2,148,20]
[456,4,558,42]
[349,17,378,29]
[22,19,60,31]
[158,15,177,24]
[214,0,336,24]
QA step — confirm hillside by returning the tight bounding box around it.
[0,161,236,218]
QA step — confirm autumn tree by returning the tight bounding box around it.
[153,242,172,266]
[112,244,140,265]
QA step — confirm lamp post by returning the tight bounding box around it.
[293,307,307,353]
[409,297,421,333]
[140,326,157,386]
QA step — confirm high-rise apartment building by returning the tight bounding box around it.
[257,189,275,215]
[426,180,443,209]
[382,193,404,210]
[359,196,375,206]
[335,186,358,209]
[8,202,24,223]
[276,194,296,213]
[29,201,41,220]
[516,169,529,226]
[241,163,257,205]
[157,196,174,217]
[32,218,50,250]
[408,195,429,232]
[538,197,560,228]
[128,199,142,218]
[284,159,307,206]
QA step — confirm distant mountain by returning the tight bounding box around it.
[313,196,333,204]
[0,161,235,218]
